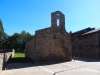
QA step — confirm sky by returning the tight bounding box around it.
[0,0,100,35]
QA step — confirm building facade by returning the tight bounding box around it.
[25,11,72,62]
[71,27,100,58]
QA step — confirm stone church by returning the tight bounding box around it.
[25,11,72,62]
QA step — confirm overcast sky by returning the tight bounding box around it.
[0,0,100,35]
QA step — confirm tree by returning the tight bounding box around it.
[8,31,32,52]
[0,19,4,49]
[20,31,32,52]
[26,32,32,40]
[69,31,72,34]
[0,19,33,52]
[12,33,21,51]
[20,31,32,42]
[2,32,9,49]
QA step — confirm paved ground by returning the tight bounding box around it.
[0,58,100,75]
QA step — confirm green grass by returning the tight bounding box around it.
[13,52,25,58]
[9,52,28,63]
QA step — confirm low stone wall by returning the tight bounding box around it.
[0,54,3,72]
[0,49,15,72]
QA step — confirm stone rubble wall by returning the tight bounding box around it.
[25,11,72,62]
[72,32,100,58]
[0,49,15,72]
[0,54,3,72]
[25,27,72,62]
[34,28,72,62]
[25,37,35,60]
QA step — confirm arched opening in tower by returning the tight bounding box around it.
[57,19,60,26]
[56,14,60,26]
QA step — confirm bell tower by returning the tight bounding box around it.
[51,11,65,30]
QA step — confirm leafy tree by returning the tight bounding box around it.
[7,31,32,52]
[0,19,32,52]
[0,19,4,49]
[0,19,4,36]
[12,33,21,51]
[20,31,32,52]
[26,32,32,40]
[2,32,10,49]
[69,31,72,34]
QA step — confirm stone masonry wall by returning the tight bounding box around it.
[25,11,72,62]
[0,54,3,72]
[34,27,72,62]
[0,49,15,72]
[25,37,35,60]
[72,32,100,58]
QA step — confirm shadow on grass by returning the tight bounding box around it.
[8,57,29,63]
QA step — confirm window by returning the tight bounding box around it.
[56,14,60,26]
[57,19,59,26]
[56,14,60,18]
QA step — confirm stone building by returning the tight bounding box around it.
[71,27,100,58]
[25,11,72,62]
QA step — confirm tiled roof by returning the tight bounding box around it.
[71,27,95,36]
[82,28,100,35]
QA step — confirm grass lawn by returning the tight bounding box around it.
[9,52,28,63]
[13,52,25,58]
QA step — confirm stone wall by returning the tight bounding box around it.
[25,11,72,62]
[25,37,35,60]
[0,54,3,72]
[34,28,71,62]
[0,49,15,72]
[71,32,100,58]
